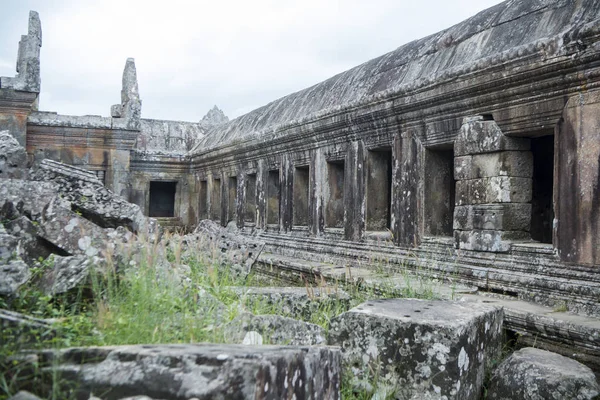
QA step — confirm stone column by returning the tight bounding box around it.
[392,131,423,247]
[280,155,294,233]
[555,91,600,265]
[453,116,532,252]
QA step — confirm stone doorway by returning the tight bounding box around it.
[267,170,280,225]
[148,181,176,218]
[325,160,345,228]
[424,148,455,237]
[366,149,392,231]
[293,166,310,226]
[530,135,554,244]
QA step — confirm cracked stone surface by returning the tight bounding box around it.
[487,347,599,400]
[18,344,341,400]
[328,298,503,400]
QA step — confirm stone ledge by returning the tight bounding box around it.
[18,344,342,400]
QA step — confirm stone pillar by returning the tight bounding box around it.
[0,11,42,146]
[310,149,322,236]
[392,131,423,247]
[344,141,366,241]
[111,58,142,131]
[453,116,532,252]
[256,160,267,230]
[555,91,600,265]
[281,155,293,233]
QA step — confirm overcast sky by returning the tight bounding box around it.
[1,0,503,122]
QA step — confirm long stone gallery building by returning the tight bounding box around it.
[2,0,600,328]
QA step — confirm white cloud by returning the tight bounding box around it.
[0,0,504,121]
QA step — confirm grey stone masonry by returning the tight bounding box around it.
[453,116,533,252]
[328,298,503,400]
[112,58,142,131]
[0,11,42,94]
[18,344,342,399]
[487,347,599,400]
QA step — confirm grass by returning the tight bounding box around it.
[0,230,447,400]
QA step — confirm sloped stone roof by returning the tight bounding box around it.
[191,0,600,154]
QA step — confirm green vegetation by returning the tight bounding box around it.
[0,232,447,400]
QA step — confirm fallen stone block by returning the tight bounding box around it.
[0,258,30,296]
[18,344,341,400]
[0,130,28,179]
[40,198,110,257]
[328,298,503,400]
[30,159,158,235]
[0,179,57,222]
[225,313,327,346]
[4,215,52,264]
[0,229,30,295]
[487,347,599,400]
[184,219,265,279]
[37,254,103,296]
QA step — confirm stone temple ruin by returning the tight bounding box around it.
[1,0,600,399]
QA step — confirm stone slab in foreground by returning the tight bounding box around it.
[487,347,599,400]
[328,298,503,400]
[19,344,341,400]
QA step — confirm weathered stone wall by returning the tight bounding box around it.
[129,151,195,225]
[137,119,206,153]
[26,112,137,198]
[555,90,600,266]
[187,0,600,316]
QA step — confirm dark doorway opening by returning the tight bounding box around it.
[211,178,221,221]
[293,166,310,226]
[228,176,237,223]
[424,148,455,236]
[198,180,208,219]
[149,181,176,218]
[531,135,554,244]
[326,161,345,228]
[366,149,392,231]
[267,170,280,225]
[245,174,257,223]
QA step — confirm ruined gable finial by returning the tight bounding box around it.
[111,58,142,130]
[201,105,229,126]
[0,10,42,94]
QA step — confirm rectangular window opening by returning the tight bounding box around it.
[530,135,554,244]
[366,149,392,231]
[424,148,455,237]
[267,170,280,225]
[149,181,177,218]
[210,178,221,221]
[245,174,257,223]
[326,160,345,228]
[293,166,310,226]
[228,176,237,224]
[198,180,208,219]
